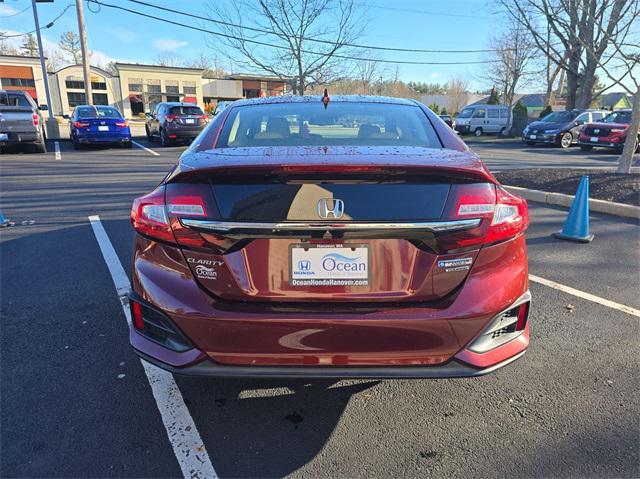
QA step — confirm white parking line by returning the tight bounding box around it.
[132,140,160,156]
[54,141,61,160]
[529,274,640,318]
[88,215,217,479]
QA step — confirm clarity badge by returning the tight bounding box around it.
[438,257,473,272]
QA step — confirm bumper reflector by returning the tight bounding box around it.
[468,299,530,353]
[129,297,193,352]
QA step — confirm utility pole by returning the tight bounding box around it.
[31,0,53,118]
[75,0,92,105]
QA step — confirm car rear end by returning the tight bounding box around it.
[164,105,207,142]
[0,90,45,152]
[128,97,531,378]
[74,106,131,146]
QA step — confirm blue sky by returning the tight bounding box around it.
[2,0,510,90]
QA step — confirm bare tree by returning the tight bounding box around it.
[188,52,228,78]
[570,1,639,173]
[0,32,19,55]
[446,76,470,116]
[354,53,387,94]
[486,19,537,109]
[207,0,365,94]
[59,31,82,64]
[499,0,631,109]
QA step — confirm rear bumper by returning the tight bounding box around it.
[166,126,204,138]
[134,346,527,378]
[522,134,559,144]
[578,139,621,149]
[0,131,41,144]
[129,234,530,376]
[76,133,130,143]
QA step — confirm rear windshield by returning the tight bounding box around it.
[77,106,122,119]
[602,111,631,124]
[169,106,204,116]
[0,93,33,107]
[216,102,441,148]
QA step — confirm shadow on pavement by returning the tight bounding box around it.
[176,378,379,478]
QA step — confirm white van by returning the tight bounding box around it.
[454,104,511,136]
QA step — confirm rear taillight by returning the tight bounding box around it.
[438,183,529,252]
[130,186,174,243]
[129,296,193,352]
[115,121,128,128]
[165,115,178,123]
[74,121,90,128]
[32,114,39,127]
[131,183,218,247]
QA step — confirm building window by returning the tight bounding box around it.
[165,96,180,102]
[66,80,85,89]
[183,81,197,95]
[129,83,143,92]
[1,78,36,87]
[147,84,161,93]
[92,93,109,105]
[64,80,107,90]
[147,94,162,111]
[67,92,86,107]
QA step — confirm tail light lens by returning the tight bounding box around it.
[131,183,218,248]
[438,183,529,252]
[130,186,175,243]
[115,121,128,128]
[468,300,530,353]
[129,296,193,352]
[32,114,39,127]
[74,121,90,128]
[166,115,178,123]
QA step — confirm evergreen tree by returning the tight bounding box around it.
[487,87,501,104]
[21,34,38,56]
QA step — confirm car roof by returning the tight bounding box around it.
[228,95,420,108]
[163,102,200,107]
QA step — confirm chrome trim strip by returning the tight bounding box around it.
[180,218,482,234]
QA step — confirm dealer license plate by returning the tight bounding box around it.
[98,125,109,131]
[590,137,598,142]
[290,244,369,287]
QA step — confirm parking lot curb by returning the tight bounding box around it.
[504,185,640,220]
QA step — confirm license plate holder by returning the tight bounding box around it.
[98,125,109,131]
[289,244,370,287]
[0,133,8,142]
[185,118,196,124]
[590,136,599,142]
[529,134,537,139]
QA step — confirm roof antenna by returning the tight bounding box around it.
[321,88,330,109]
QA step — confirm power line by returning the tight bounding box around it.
[88,0,500,65]
[0,4,74,38]
[354,2,489,20]
[0,5,31,18]
[127,0,500,54]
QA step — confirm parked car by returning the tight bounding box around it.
[66,105,131,149]
[522,109,607,149]
[454,104,510,136]
[439,114,455,129]
[0,89,46,153]
[129,95,531,378]
[145,102,208,146]
[579,109,639,153]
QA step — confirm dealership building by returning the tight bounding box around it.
[0,55,288,118]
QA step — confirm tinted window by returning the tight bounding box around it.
[472,109,486,118]
[217,102,441,148]
[488,109,499,118]
[575,113,590,123]
[541,111,577,122]
[603,111,631,124]
[1,93,32,107]
[76,106,122,119]
[592,112,604,121]
[457,108,473,119]
[169,106,204,115]
[500,109,509,118]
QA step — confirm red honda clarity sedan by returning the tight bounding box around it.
[129,96,531,378]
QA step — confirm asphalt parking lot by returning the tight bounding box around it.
[1,138,639,478]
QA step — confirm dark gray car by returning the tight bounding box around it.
[144,102,208,146]
[522,109,607,149]
[0,90,47,153]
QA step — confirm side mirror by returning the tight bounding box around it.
[575,120,585,126]
[38,104,48,111]
[62,114,70,120]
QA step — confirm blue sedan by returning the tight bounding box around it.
[68,105,131,149]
